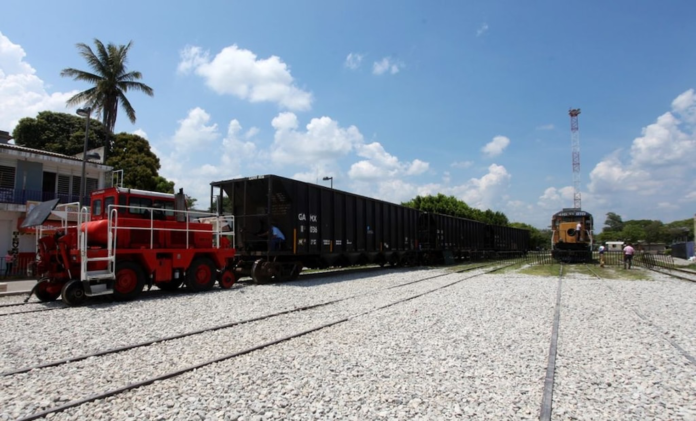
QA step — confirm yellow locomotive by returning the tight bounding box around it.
[551,208,593,262]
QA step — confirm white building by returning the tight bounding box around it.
[0,130,112,273]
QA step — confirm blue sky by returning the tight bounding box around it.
[1,0,695,229]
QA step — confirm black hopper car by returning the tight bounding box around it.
[210,175,530,282]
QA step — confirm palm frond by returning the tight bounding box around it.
[118,81,154,96]
[118,91,137,124]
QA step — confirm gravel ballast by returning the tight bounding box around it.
[1,266,695,420]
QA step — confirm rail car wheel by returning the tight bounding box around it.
[114,261,146,301]
[186,258,216,292]
[251,259,273,283]
[61,280,86,306]
[35,279,61,302]
[218,269,237,289]
[155,279,182,291]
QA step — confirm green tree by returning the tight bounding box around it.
[644,221,665,244]
[13,111,110,155]
[402,194,509,225]
[620,224,645,244]
[509,222,548,250]
[61,39,154,134]
[603,212,624,232]
[106,133,172,192]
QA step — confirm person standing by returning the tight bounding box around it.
[576,222,582,241]
[4,250,14,278]
[623,243,635,269]
[598,244,606,268]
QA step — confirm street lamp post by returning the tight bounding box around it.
[322,176,333,189]
[76,107,92,208]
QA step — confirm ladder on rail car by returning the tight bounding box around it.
[78,206,117,296]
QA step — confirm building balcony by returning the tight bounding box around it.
[0,188,90,206]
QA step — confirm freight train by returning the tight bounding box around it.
[551,208,594,262]
[24,174,529,305]
[211,175,529,282]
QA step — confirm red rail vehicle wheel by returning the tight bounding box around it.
[35,278,61,302]
[218,269,237,289]
[113,261,146,301]
[186,258,216,292]
[61,280,86,306]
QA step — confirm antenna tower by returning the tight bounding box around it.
[569,108,582,209]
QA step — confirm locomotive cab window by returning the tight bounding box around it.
[92,199,102,216]
[153,200,175,217]
[104,196,115,213]
[129,197,152,215]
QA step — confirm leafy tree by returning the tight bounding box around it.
[106,133,172,192]
[186,195,198,210]
[620,224,645,244]
[402,194,509,225]
[603,212,624,232]
[13,111,110,155]
[61,39,154,134]
[153,176,175,194]
[644,221,665,244]
[509,222,549,250]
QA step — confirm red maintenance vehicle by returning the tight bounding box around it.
[23,187,236,306]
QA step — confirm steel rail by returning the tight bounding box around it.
[584,265,696,366]
[14,262,515,421]
[539,264,564,421]
[3,262,503,377]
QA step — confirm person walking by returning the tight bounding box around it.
[598,244,606,268]
[623,243,635,269]
[4,250,14,278]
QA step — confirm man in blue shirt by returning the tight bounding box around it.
[270,225,285,250]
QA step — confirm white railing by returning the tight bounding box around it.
[104,204,235,251]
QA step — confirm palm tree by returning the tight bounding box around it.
[61,39,154,134]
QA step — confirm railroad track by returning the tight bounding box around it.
[0,265,411,317]
[643,265,696,283]
[5,262,513,421]
[584,264,696,367]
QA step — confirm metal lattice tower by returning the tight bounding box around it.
[569,108,582,209]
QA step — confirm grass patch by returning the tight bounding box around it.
[519,264,563,277]
[519,263,650,280]
[584,265,650,280]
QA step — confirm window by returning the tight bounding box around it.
[57,175,70,196]
[104,196,115,213]
[0,165,15,189]
[92,199,102,216]
[129,197,152,215]
[154,200,175,217]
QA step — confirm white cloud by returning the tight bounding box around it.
[372,57,403,75]
[451,160,473,169]
[537,186,574,209]
[448,164,511,209]
[536,124,554,130]
[177,44,313,111]
[271,112,363,166]
[476,23,489,37]
[132,129,148,139]
[349,142,429,181]
[482,135,510,157]
[171,107,219,152]
[586,88,696,221]
[0,32,78,131]
[344,53,364,70]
